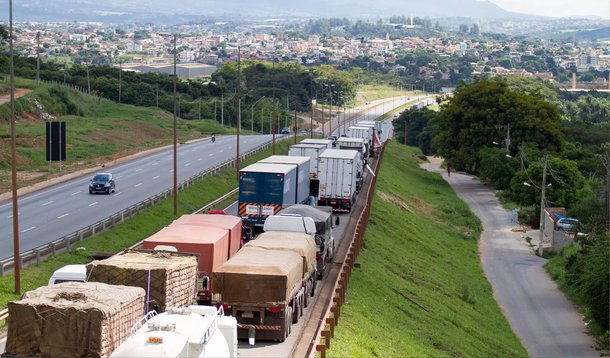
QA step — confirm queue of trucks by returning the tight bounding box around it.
[3,117,384,357]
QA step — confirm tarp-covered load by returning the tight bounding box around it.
[87,250,198,312]
[213,246,303,305]
[6,282,145,358]
[245,231,316,277]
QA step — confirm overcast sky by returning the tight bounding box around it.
[487,0,610,19]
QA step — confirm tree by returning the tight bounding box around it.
[433,79,564,172]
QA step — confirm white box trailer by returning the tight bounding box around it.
[348,126,373,156]
[357,120,383,136]
[317,149,362,213]
[301,138,333,149]
[258,156,311,206]
[288,144,327,175]
[336,137,367,165]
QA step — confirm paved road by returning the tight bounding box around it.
[0,134,274,259]
[422,158,598,358]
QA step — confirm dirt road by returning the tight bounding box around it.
[0,89,33,106]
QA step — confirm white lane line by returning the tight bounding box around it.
[113,192,122,197]
[71,191,81,196]
[88,202,98,207]
[198,158,202,161]
[135,168,142,172]
[115,175,123,179]
[219,150,224,153]
[185,163,191,167]
[41,201,54,206]
[153,175,160,179]
[21,226,36,233]
[57,213,70,219]
[135,183,142,187]
[209,154,214,157]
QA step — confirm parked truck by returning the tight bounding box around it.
[238,163,302,240]
[212,230,317,342]
[336,137,368,165]
[110,305,238,358]
[270,204,337,279]
[288,143,327,176]
[357,120,383,136]
[347,126,374,156]
[300,138,334,149]
[317,149,362,213]
[257,155,311,205]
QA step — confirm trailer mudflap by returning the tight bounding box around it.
[237,323,281,331]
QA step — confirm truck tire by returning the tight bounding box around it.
[304,283,311,308]
[292,299,300,324]
[282,307,292,341]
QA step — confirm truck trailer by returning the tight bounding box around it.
[317,149,362,213]
[257,155,311,205]
[336,137,368,165]
[300,138,333,149]
[238,163,300,240]
[288,144,327,175]
[347,126,374,156]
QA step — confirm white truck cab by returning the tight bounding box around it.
[48,264,87,285]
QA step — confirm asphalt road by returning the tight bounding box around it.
[422,158,598,358]
[0,134,274,260]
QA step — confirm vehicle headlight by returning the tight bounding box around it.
[104,182,110,187]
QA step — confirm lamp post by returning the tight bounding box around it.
[523,158,549,256]
[252,96,266,134]
[172,34,178,215]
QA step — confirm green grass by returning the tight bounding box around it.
[0,136,304,309]
[357,84,417,105]
[0,78,238,192]
[327,142,526,357]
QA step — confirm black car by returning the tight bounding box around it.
[89,173,116,194]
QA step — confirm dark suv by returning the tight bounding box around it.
[89,173,116,194]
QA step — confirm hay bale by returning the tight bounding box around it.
[6,282,145,358]
[87,250,198,312]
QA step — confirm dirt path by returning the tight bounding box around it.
[0,89,33,105]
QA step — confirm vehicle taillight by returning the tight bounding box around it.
[341,199,349,203]
[267,307,283,313]
[316,254,322,260]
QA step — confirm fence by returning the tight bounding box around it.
[311,140,388,358]
[0,137,286,277]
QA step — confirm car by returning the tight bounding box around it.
[281,127,291,134]
[48,264,86,285]
[556,218,580,232]
[89,172,116,194]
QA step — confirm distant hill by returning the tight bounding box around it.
[0,0,531,23]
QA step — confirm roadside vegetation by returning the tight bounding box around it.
[328,141,526,357]
[0,137,302,309]
[393,77,609,347]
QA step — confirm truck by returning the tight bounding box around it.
[288,143,327,175]
[317,149,362,213]
[272,204,337,279]
[336,137,368,165]
[347,126,374,156]
[143,223,231,305]
[212,235,316,342]
[110,305,238,358]
[171,214,242,259]
[300,138,334,149]
[238,163,301,240]
[257,155,311,205]
[357,120,383,136]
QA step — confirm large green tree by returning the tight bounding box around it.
[433,79,564,172]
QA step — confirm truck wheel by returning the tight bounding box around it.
[304,285,311,308]
[292,300,300,324]
[283,307,292,340]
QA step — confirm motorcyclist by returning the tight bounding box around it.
[211,132,216,142]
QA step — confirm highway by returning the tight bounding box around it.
[0,95,416,261]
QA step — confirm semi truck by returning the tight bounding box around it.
[238,163,302,240]
[212,232,317,342]
[336,137,368,165]
[347,126,373,156]
[257,155,311,205]
[357,120,383,136]
[110,306,238,358]
[300,138,334,149]
[288,143,327,175]
[317,149,362,213]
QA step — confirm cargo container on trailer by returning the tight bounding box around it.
[317,149,362,213]
[336,137,368,165]
[288,144,327,175]
[257,156,311,205]
[300,138,333,149]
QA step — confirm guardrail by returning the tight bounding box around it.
[311,140,388,358]
[0,137,283,276]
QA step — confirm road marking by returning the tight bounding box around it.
[41,201,54,206]
[185,163,191,167]
[135,183,142,187]
[71,191,81,196]
[113,192,122,197]
[153,175,160,179]
[57,213,70,219]
[88,202,98,207]
[115,175,123,179]
[198,158,202,161]
[219,150,224,153]
[209,154,214,157]
[135,168,142,172]
[21,226,35,233]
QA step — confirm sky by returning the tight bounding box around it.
[487,0,610,19]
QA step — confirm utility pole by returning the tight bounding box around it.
[36,31,40,84]
[272,59,277,154]
[172,34,178,216]
[9,0,21,295]
[261,107,264,134]
[505,123,511,153]
[293,109,297,144]
[221,93,224,128]
[118,60,122,103]
[310,100,315,138]
[198,99,201,120]
[86,64,91,95]
[251,103,254,133]
[538,158,548,256]
[236,46,241,180]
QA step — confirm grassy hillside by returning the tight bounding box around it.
[327,142,527,357]
[0,78,234,193]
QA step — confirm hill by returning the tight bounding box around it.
[327,142,526,357]
[0,79,227,194]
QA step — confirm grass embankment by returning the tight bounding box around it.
[0,78,236,192]
[327,142,527,357]
[0,137,304,309]
[357,84,415,105]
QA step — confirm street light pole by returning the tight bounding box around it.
[36,31,40,84]
[236,46,241,180]
[310,99,315,138]
[538,158,548,256]
[172,34,178,216]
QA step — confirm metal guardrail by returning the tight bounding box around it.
[311,140,388,358]
[0,138,278,276]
